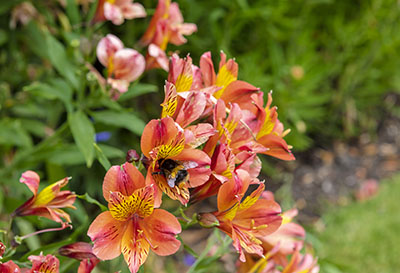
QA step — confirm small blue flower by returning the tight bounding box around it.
[95,131,111,142]
[183,254,196,266]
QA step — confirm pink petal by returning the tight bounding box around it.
[97,34,124,67]
[19,170,40,195]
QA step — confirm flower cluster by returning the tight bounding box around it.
[94,0,196,97]
[1,1,319,273]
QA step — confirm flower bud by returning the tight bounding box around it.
[59,242,97,260]
[126,149,140,163]
[197,213,219,228]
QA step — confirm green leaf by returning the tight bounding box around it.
[94,143,111,170]
[118,83,158,101]
[23,79,73,110]
[77,193,107,211]
[0,1,22,15]
[46,144,124,166]
[66,0,81,26]
[92,110,146,136]
[20,119,47,138]
[46,34,79,90]
[68,111,95,167]
[0,119,32,148]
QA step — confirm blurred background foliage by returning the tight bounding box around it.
[0,0,399,272]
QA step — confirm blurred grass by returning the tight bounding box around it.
[314,173,400,273]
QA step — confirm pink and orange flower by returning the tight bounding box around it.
[13,171,76,226]
[94,0,146,25]
[141,116,211,205]
[199,170,282,262]
[97,34,145,95]
[88,162,181,273]
[141,0,197,71]
[0,253,61,273]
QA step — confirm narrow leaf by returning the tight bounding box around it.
[91,110,146,136]
[77,193,107,211]
[68,111,95,167]
[94,143,111,170]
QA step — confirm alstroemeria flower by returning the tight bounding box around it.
[88,162,181,273]
[97,34,145,94]
[200,51,239,99]
[59,242,100,273]
[13,171,76,225]
[141,0,197,71]
[0,260,21,273]
[199,170,282,262]
[141,116,211,205]
[28,253,60,273]
[94,0,146,25]
[238,92,295,161]
[141,0,197,47]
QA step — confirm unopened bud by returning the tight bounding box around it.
[197,213,219,228]
[126,149,140,163]
[59,242,97,260]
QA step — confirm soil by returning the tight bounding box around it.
[271,113,400,225]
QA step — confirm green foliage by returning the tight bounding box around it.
[180,0,400,150]
[0,0,398,272]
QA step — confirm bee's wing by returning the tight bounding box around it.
[183,161,198,169]
[167,176,177,188]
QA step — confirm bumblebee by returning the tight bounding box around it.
[154,158,190,188]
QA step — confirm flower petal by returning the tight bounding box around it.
[257,134,295,161]
[88,211,127,260]
[103,163,144,202]
[141,209,181,256]
[19,170,40,195]
[121,219,150,273]
[97,34,124,67]
[112,48,145,82]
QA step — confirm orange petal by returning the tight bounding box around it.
[103,163,144,202]
[141,117,181,159]
[121,219,150,273]
[200,51,216,87]
[141,209,181,256]
[235,199,282,237]
[217,169,250,212]
[257,134,295,161]
[220,80,260,109]
[87,211,127,260]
